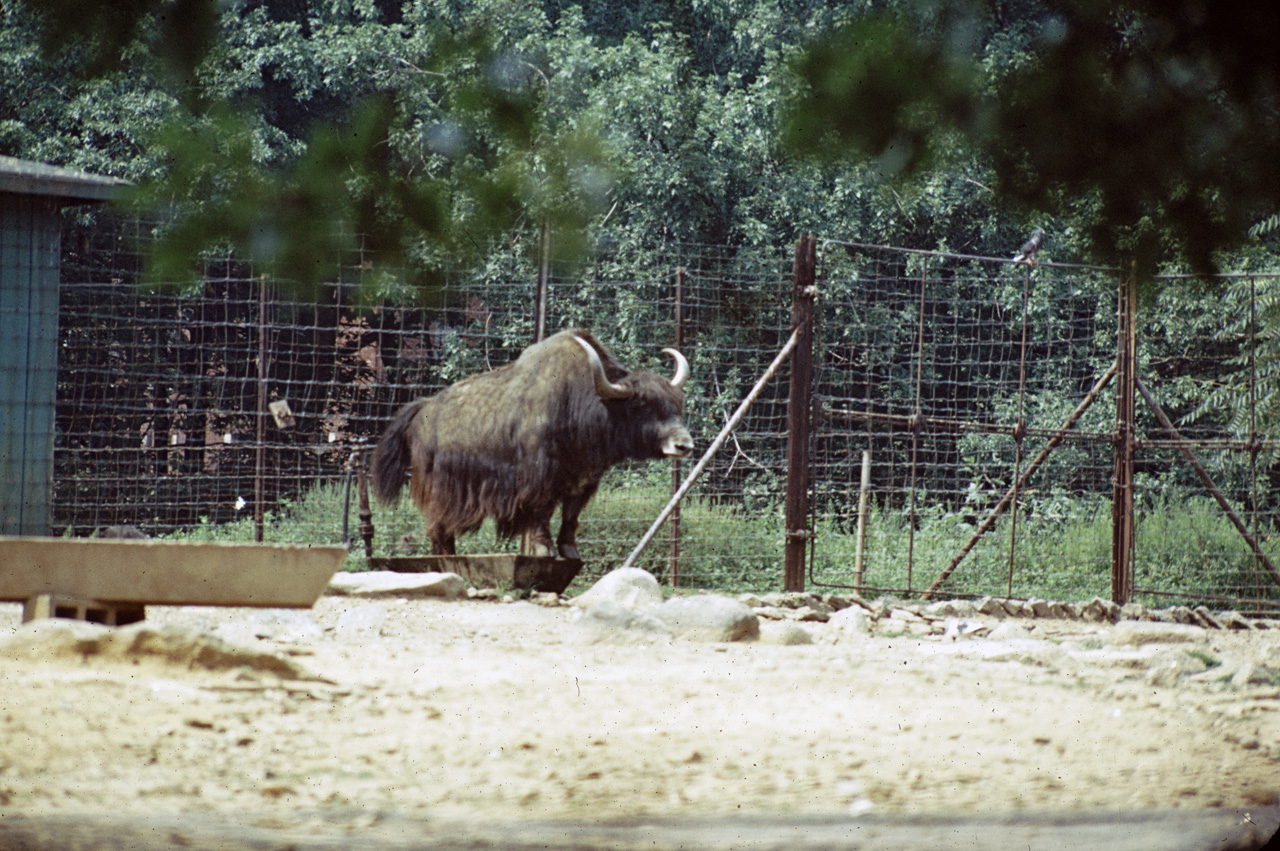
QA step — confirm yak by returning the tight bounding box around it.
[371,328,693,560]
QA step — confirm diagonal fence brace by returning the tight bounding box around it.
[922,359,1120,600]
[1134,376,1280,590]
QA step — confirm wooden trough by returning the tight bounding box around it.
[0,537,346,625]
[368,555,583,595]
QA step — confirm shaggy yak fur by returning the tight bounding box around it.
[371,328,693,560]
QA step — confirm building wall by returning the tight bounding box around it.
[0,191,60,534]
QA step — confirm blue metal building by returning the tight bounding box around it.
[1,156,127,535]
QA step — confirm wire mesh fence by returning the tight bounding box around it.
[809,241,1280,613]
[50,216,1280,608]
[55,215,795,590]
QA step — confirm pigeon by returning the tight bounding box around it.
[1011,227,1045,265]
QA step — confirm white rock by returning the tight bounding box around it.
[757,622,814,646]
[570,567,664,612]
[828,606,871,637]
[328,571,465,599]
[568,601,673,644]
[651,595,759,642]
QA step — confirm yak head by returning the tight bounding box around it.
[574,335,694,459]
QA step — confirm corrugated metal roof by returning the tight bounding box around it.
[0,155,130,202]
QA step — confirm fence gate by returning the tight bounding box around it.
[805,241,1280,615]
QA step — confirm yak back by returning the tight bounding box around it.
[408,328,683,539]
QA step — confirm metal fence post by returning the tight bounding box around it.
[1111,267,1137,605]
[784,234,817,592]
[670,267,685,587]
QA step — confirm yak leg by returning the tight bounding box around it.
[556,485,598,562]
[428,523,456,555]
[524,516,556,558]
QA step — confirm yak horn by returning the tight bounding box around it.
[575,335,632,399]
[663,347,689,389]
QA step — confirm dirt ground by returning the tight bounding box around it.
[1,586,1279,849]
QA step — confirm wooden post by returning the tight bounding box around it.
[853,449,871,590]
[1111,269,1137,605]
[784,234,817,592]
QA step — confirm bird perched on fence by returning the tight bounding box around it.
[1011,228,1045,265]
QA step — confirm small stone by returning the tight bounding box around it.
[1027,598,1052,618]
[821,594,857,611]
[1081,597,1120,623]
[1119,603,1150,622]
[530,592,561,607]
[785,607,830,623]
[829,606,871,637]
[1217,611,1254,630]
[757,622,814,646]
[1191,606,1224,630]
[651,595,759,642]
[737,593,765,608]
[1168,606,1195,625]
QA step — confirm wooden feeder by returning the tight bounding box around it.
[1,537,346,625]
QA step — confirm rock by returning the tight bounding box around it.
[737,593,766,608]
[569,601,673,644]
[888,607,923,623]
[530,592,561,607]
[1081,597,1120,623]
[976,596,1006,617]
[1109,621,1204,646]
[1192,606,1224,630]
[1048,601,1072,619]
[757,622,814,646]
[821,594,860,612]
[335,603,387,640]
[1218,610,1254,630]
[942,618,986,641]
[1119,603,1150,622]
[328,571,465,599]
[785,606,830,623]
[829,606,871,637]
[924,600,978,619]
[571,568,663,612]
[651,595,759,642]
[1168,606,1196,625]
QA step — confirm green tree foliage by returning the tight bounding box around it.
[785,0,1280,280]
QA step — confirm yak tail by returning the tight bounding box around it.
[370,399,426,505]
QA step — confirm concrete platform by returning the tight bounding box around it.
[0,537,346,610]
[368,554,583,594]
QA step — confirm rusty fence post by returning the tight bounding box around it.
[1111,268,1137,605]
[670,267,686,587]
[784,234,817,592]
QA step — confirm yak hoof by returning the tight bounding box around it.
[557,543,582,561]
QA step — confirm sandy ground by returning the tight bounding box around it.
[0,590,1279,848]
